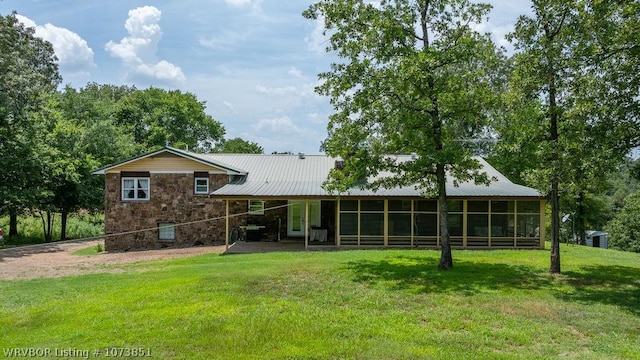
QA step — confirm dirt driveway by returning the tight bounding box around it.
[0,239,226,280]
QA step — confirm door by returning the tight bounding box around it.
[288,200,321,237]
[593,236,600,248]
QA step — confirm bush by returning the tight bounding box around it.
[606,191,640,253]
[0,212,104,245]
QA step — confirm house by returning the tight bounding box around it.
[585,230,609,249]
[93,147,545,251]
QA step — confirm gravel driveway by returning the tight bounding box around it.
[0,239,226,280]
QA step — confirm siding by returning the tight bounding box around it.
[105,153,227,174]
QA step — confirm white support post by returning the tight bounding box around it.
[305,200,309,251]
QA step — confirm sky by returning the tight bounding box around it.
[0,0,532,154]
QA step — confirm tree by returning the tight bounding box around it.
[114,88,225,153]
[214,137,264,154]
[304,0,503,269]
[606,190,640,253]
[503,0,639,273]
[0,13,61,237]
[40,84,141,241]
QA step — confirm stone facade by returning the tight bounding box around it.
[104,172,246,251]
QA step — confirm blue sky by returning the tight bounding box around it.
[0,0,531,154]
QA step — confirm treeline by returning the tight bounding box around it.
[0,13,262,242]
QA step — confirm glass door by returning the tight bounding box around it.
[288,200,321,237]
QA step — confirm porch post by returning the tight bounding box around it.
[225,199,230,251]
[305,200,309,251]
[336,199,341,247]
[539,199,546,249]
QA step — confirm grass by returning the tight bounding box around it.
[1,243,639,359]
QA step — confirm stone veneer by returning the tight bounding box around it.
[104,172,247,251]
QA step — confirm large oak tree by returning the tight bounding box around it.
[304,0,504,269]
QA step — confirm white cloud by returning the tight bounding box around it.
[105,6,185,84]
[15,15,95,75]
[255,84,297,95]
[253,116,307,135]
[223,0,263,13]
[198,30,251,50]
[223,100,237,113]
[305,15,329,54]
[288,67,304,79]
[224,0,252,6]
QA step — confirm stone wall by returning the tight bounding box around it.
[104,172,246,251]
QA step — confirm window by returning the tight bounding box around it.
[248,200,265,215]
[158,223,175,241]
[194,178,209,194]
[122,178,150,200]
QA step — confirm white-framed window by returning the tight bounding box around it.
[195,177,209,194]
[122,178,150,200]
[158,223,175,241]
[248,200,265,215]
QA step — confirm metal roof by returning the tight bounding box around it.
[93,147,541,198]
[196,152,541,198]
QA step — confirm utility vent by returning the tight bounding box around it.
[335,159,344,169]
[298,152,305,159]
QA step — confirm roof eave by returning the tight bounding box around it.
[92,146,248,175]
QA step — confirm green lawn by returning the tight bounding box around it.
[1,244,639,359]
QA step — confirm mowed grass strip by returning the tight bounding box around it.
[1,244,639,359]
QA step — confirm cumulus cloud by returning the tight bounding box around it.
[105,6,185,84]
[15,15,95,75]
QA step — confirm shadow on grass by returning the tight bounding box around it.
[345,255,640,316]
[560,265,640,316]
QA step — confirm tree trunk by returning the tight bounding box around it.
[9,209,18,237]
[548,57,561,274]
[60,209,68,241]
[550,181,561,273]
[576,192,586,245]
[40,211,54,243]
[437,163,452,270]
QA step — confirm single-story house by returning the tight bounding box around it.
[93,147,545,251]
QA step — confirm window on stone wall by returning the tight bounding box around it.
[122,177,150,200]
[158,223,175,241]
[248,200,265,215]
[194,177,209,194]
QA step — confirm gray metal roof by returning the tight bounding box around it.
[195,153,541,198]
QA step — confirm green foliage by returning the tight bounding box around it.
[304,0,504,269]
[0,213,103,245]
[114,87,225,152]
[1,246,639,358]
[0,13,61,218]
[495,0,640,271]
[606,191,640,253]
[214,137,264,154]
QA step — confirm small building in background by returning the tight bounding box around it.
[585,230,608,249]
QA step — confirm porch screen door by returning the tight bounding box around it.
[288,200,320,237]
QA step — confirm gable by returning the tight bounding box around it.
[104,152,228,174]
